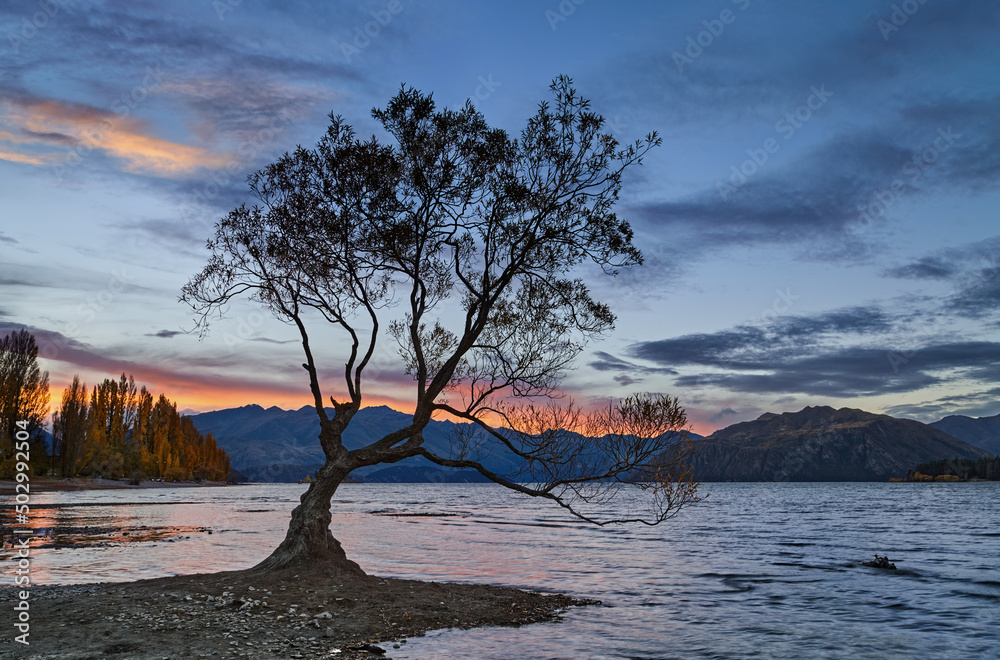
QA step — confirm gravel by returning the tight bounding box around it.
[0,567,598,659]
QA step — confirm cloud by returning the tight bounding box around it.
[597,3,999,263]
[147,329,185,338]
[0,322,316,405]
[881,237,1000,319]
[20,129,79,146]
[598,1,999,130]
[627,307,895,367]
[709,407,737,423]
[118,215,214,254]
[883,387,1000,423]
[589,350,678,387]
[623,304,1000,399]
[250,337,297,345]
[668,341,1000,399]
[632,134,915,251]
[949,262,1000,319]
[883,256,958,280]
[145,327,292,345]
[156,77,331,146]
[0,262,156,297]
[671,346,942,398]
[590,351,643,372]
[0,277,46,287]
[0,149,53,166]
[897,96,1000,193]
[0,1,347,179]
[0,94,234,176]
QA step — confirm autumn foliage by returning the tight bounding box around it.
[52,373,230,481]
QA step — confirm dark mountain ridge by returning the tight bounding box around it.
[189,404,520,482]
[688,406,993,482]
[930,412,1000,456]
[192,402,997,484]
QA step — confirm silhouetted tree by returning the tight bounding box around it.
[184,77,699,575]
[0,329,50,475]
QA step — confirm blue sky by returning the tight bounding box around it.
[1,0,998,434]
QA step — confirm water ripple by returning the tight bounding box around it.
[1,482,997,659]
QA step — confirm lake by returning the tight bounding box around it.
[4,482,998,659]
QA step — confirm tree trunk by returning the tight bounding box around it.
[251,458,365,576]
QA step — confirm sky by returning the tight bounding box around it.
[1,0,998,436]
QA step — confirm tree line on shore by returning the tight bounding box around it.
[905,456,1000,482]
[1,329,230,481]
[52,372,231,481]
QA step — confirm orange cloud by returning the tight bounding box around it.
[0,149,52,166]
[0,95,233,177]
[96,129,233,175]
[42,355,416,420]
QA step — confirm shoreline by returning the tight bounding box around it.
[0,567,596,659]
[0,477,243,494]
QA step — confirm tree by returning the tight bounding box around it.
[183,77,700,575]
[53,375,90,476]
[0,329,50,475]
[85,374,141,477]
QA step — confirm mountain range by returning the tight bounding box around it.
[930,412,1000,456]
[685,406,993,482]
[189,403,999,483]
[188,404,519,483]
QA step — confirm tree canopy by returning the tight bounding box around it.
[184,77,699,572]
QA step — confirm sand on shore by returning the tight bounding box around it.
[0,566,595,659]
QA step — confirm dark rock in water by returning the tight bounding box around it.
[862,554,896,570]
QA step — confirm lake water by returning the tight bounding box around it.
[3,482,999,659]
